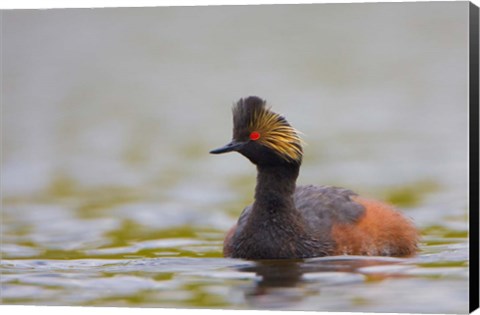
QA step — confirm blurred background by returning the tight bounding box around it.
[2,2,470,313]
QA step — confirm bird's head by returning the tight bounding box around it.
[210,96,304,166]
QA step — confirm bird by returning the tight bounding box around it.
[210,96,419,260]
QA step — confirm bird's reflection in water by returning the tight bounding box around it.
[238,260,307,309]
[235,256,403,309]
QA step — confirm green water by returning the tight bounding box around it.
[2,2,470,313]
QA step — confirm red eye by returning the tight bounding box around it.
[249,131,260,141]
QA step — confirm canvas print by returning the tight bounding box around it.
[2,1,478,314]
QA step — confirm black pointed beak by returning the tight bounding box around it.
[209,140,245,154]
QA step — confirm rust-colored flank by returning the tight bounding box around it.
[331,196,418,256]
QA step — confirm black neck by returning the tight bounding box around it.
[252,162,300,215]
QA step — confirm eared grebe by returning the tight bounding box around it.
[210,96,418,259]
